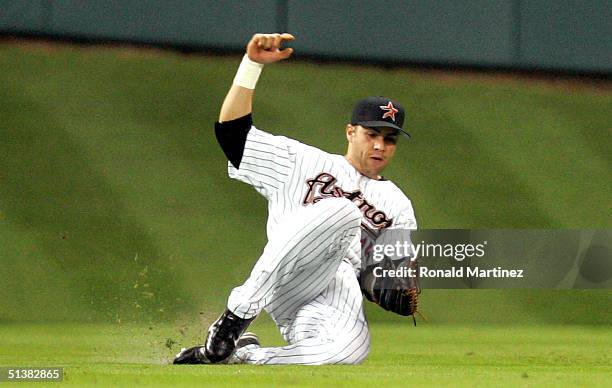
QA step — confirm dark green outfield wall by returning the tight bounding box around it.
[1,0,611,73]
[0,44,610,324]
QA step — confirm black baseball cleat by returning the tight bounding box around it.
[173,346,210,364]
[204,309,255,363]
[172,332,260,365]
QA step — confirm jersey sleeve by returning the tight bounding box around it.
[227,126,295,199]
[394,199,418,262]
[375,197,418,263]
[394,198,418,230]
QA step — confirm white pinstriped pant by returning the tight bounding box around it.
[227,197,370,365]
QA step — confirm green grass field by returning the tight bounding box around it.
[0,41,610,386]
[1,322,610,386]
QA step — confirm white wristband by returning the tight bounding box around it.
[233,54,264,89]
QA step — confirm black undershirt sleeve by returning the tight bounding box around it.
[214,113,252,169]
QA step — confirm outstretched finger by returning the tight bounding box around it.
[280,33,295,42]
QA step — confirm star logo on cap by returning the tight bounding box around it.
[379,101,398,121]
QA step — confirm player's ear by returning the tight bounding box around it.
[346,124,355,143]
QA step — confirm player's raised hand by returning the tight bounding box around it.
[247,33,295,64]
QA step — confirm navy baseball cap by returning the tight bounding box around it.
[351,96,410,138]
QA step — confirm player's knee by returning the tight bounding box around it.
[343,200,362,228]
[308,197,362,228]
[324,197,362,228]
[338,197,361,217]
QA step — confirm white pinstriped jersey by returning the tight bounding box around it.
[228,126,418,270]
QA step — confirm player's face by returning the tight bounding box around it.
[345,125,398,179]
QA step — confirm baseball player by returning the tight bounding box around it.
[174,33,419,365]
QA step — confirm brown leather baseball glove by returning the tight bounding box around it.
[360,257,420,321]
